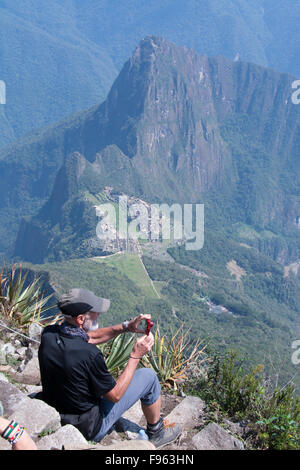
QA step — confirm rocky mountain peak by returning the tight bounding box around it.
[132,35,168,60]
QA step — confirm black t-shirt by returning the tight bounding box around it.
[38,325,116,439]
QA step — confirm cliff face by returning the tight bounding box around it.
[0,36,298,262]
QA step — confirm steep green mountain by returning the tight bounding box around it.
[1,1,300,147]
[5,36,299,267]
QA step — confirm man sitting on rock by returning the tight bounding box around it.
[38,288,181,448]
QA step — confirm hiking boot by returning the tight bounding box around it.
[147,418,181,449]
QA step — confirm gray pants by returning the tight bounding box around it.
[93,368,161,442]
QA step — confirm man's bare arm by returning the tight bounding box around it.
[88,314,151,345]
[88,323,124,344]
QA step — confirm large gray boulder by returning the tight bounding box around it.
[164,396,205,431]
[9,397,61,439]
[37,425,88,450]
[192,422,244,450]
[10,356,41,385]
[0,380,28,416]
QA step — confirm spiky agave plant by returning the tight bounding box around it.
[98,333,136,376]
[141,324,207,390]
[0,264,56,327]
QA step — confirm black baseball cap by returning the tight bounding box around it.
[57,288,111,317]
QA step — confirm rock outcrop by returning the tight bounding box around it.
[191,422,244,450]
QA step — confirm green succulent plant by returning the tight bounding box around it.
[141,324,207,390]
[98,332,136,376]
[0,264,56,327]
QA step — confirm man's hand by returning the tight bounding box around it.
[104,332,154,403]
[131,332,154,359]
[127,314,152,334]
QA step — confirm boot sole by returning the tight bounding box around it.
[151,431,181,449]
